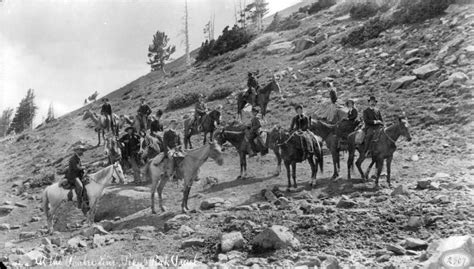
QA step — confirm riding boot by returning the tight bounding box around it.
[75,181,83,209]
[247,141,257,157]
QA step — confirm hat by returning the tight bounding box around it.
[156,109,163,116]
[103,98,108,102]
[169,119,178,124]
[251,107,259,113]
[368,96,378,103]
[74,145,87,152]
[346,99,355,105]
[248,72,253,77]
[125,126,136,132]
[295,104,303,110]
[140,97,146,101]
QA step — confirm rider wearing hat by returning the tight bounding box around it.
[290,104,313,159]
[194,94,207,131]
[246,107,266,157]
[119,126,141,183]
[100,98,114,132]
[163,119,184,179]
[137,97,152,133]
[361,96,384,155]
[246,72,260,107]
[150,109,164,139]
[345,99,358,122]
[66,145,86,209]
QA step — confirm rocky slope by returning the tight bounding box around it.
[0,2,473,268]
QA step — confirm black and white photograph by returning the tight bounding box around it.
[0,0,473,268]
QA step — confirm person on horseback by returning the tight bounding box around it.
[290,104,314,159]
[361,96,384,156]
[65,145,86,209]
[246,72,260,107]
[119,126,141,183]
[150,109,164,141]
[163,119,184,179]
[245,107,267,157]
[194,94,207,131]
[137,97,152,133]
[318,80,340,124]
[335,99,360,148]
[100,98,113,132]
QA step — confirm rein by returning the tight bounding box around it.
[276,131,297,147]
[383,126,397,145]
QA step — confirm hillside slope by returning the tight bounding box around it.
[0,2,473,268]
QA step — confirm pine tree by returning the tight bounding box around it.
[8,89,38,134]
[46,103,55,123]
[265,12,281,32]
[0,108,14,137]
[147,31,176,73]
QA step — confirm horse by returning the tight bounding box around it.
[347,116,412,187]
[144,142,224,213]
[183,109,221,149]
[274,127,324,190]
[104,135,122,166]
[237,75,282,120]
[213,123,282,179]
[141,133,162,163]
[309,119,341,179]
[42,163,125,233]
[82,109,120,145]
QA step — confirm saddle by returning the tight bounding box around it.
[60,176,90,212]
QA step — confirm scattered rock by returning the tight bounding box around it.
[67,236,87,249]
[407,216,424,229]
[417,180,431,190]
[293,37,315,53]
[234,205,254,211]
[391,185,410,196]
[80,224,109,238]
[405,49,420,57]
[93,234,106,248]
[30,216,41,222]
[134,226,156,233]
[387,244,406,255]
[364,68,376,78]
[178,225,195,238]
[376,254,391,263]
[412,63,439,79]
[19,231,36,240]
[221,231,245,253]
[403,238,428,250]
[443,54,458,65]
[410,154,419,161]
[200,197,225,210]
[405,57,422,65]
[251,225,300,251]
[390,76,417,91]
[14,202,27,208]
[439,79,454,88]
[0,205,15,217]
[263,189,277,203]
[0,223,10,231]
[181,238,205,248]
[41,237,52,246]
[21,250,45,266]
[266,41,294,55]
[293,190,313,200]
[336,196,357,208]
[320,256,340,269]
[433,172,450,179]
[449,72,469,82]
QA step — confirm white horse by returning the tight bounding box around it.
[42,163,125,233]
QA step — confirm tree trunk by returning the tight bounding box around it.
[185,0,191,66]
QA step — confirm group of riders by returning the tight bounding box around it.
[66,72,385,210]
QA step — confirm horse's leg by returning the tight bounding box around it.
[284,161,291,191]
[157,175,168,212]
[308,156,316,187]
[292,162,297,189]
[331,149,339,180]
[347,148,355,181]
[97,131,101,146]
[274,149,281,176]
[182,184,192,213]
[355,148,366,180]
[150,175,160,214]
[374,158,384,188]
[365,160,376,180]
[386,156,393,188]
[203,132,207,145]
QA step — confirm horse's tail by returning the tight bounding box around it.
[317,142,324,173]
[143,160,152,183]
[42,189,50,219]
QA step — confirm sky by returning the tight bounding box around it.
[0,0,301,126]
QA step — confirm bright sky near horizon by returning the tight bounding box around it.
[0,0,301,126]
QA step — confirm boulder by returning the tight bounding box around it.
[263,189,277,203]
[0,205,15,217]
[407,216,424,229]
[181,238,205,248]
[67,236,87,249]
[178,225,195,238]
[423,235,473,268]
[412,63,439,79]
[265,41,294,55]
[293,190,313,200]
[391,185,409,196]
[390,76,416,91]
[386,244,406,255]
[293,37,315,53]
[443,54,458,65]
[96,185,150,221]
[200,197,225,210]
[320,256,340,269]
[251,225,300,250]
[405,57,422,65]
[405,49,420,57]
[403,238,428,250]
[21,250,45,266]
[80,224,109,238]
[437,37,464,60]
[221,231,245,253]
[0,223,10,231]
[439,79,454,88]
[93,234,106,248]
[14,202,27,208]
[411,154,419,161]
[19,231,36,240]
[336,196,357,208]
[417,180,432,190]
[449,72,469,82]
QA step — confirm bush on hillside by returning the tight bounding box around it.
[196,25,254,63]
[341,15,393,46]
[166,92,202,111]
[308,0,336,15]
[394,0,454,24]
[265,12,301,32]
[350,1,388,20]
[207,87,234,102]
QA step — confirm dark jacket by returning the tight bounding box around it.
[150,119,163,133]
[363,107,383,128]
[137,104,152,116]
[247,76,259,90]
[66,153,84,180]
[163,129,181,151]
[119,133,141,158]
[290,114,310,132]
[249,116,261,136]
[194,102,207,115]
[101,103,112,115]
[347,108,358,121]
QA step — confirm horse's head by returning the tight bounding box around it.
[210,110,221,125]
[266,125,284,148]
[398,114,412,142]
[82,110,92,120]
[112,162,125,184]
[213,127,227,146]
[271,74,282,94]
[209,141,224,166]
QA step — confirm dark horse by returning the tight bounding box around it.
[183,109,221,149]
[237,75,282,120]
[213,123,282,179]
[309,120,341,179]
[347,116,412,187]
[273,127,324,190]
